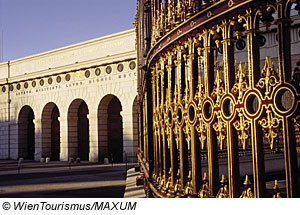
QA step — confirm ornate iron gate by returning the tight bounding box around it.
[137,0,300,198]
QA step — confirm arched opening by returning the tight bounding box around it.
[68,99,89,161]
[78,102,89,160]
[41,102,60,160]
[132,96,138,156]
[18,105,35,160]
[98,95,123,162]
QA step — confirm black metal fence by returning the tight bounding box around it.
[125,152,138,171]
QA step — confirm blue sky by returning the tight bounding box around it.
[0,0,137,62]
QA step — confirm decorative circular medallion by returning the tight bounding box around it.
[176,106,183,125]
[40,79,44,86]
[2,86,6,93]
[65,74,71,81]
[117,64,124,72]
[48,77,53,85]
[236,39,246,50]
[95,68,101,76]
[222,97,234,119]
[274,87,295,113]
[85,70,90,78]
[244,92,261,117]
[32,81,36,87]
[16,84,21,90]
[258,36,266,47]
[56,76,61,83]
[9,85,14,91]
[188,103,197,124]
[106,66,112,74]
[24,82,28,89]
[129,61,136,70]
[202,99,213,122]
[177,108,183,123]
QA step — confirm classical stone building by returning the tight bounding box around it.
[0,29,138,162]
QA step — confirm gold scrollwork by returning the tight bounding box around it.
[184,181,193,196]
[195,64,205,104]
[258,107,281,150]
[190,20,196,28]
[228,0,234,8]
[233,110,250,150]
[184,170,193,196]
[211,59,225,105]
[165,176,172,191]
[293,116,300,124]
[196,118,207,150]
[207,11,212,18]
[240,175,254,198]
[183,124,192,150]
[232,63,249,101]
[293,116,300,128]
[213,112,227,150]
[174,170,182,194]
[198,172,210,198]
[216,175,229,198]
[257,57,279,98]
[175,0,184,24]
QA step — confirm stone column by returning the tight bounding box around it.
[34,118,42,161]
[59,115,69,161]
[68,116,78,159]
[98,114,108,162]
[9,121,18,160]
[41,117,52,158]
[88,113,99,162]
[121,107,134,156]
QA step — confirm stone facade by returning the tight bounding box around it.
[0,29,138,162]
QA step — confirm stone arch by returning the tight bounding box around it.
[18,105,35,160]
[68,99,90,161]
[98,94,123,162]
[132,96,138,155]
[41,102,60,161]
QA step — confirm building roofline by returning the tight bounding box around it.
[0,28,135,65]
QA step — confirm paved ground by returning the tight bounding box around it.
[1,159,295,198]
[0,160,127,198]
[124,168,146,198]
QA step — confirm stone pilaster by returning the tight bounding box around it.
[98,114,108,162]
[33,118,42,161]
[121,108,134,155]
[88,113,98,162]
[59,115,69,161]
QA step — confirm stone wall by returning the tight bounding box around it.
[0,29,138,162]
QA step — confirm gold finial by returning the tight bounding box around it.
[220,174,226,183]
[243,175,251,186]
[240,175,254,198]
[188,170,192,179]
[216,175,229,198]
[273,179,279,190]
[203,172,207,181]
[272,179,282,198]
